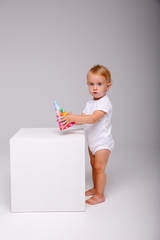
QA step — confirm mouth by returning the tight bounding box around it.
[93,92,98,94]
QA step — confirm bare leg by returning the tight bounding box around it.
[86,149,110,205]
[92,167,96,189]
[85,147,96,196]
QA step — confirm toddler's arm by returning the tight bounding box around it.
[60,111,106,127]
[74,113,85,125]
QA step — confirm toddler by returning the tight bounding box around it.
[60,64,115,205]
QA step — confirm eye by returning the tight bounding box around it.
[98,83,102,86]
[90,83,94,86]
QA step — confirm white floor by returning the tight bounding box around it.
[0,146,159,240]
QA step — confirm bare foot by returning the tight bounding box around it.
[85,188,96,196]
[85,195,105,205]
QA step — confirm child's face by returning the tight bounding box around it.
[87,72,112,100]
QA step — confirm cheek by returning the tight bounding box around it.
[103,86,107,92]
[88,86,92,91]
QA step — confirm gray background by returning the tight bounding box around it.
[0,1,160,240]
[0,0,159,150]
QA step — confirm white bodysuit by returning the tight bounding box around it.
[83,94,115,155]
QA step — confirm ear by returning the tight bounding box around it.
[107,82,112,90]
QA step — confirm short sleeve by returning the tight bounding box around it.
[82,105,86,114]
[95,96,112,114]
[82,100,90,114]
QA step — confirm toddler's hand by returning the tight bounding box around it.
[67,111,72,115]
[60,112,73,127]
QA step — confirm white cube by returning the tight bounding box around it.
[10,128,85,212]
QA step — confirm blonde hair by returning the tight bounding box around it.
[88,64,112,83]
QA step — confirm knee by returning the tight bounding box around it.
[94,163,105,173]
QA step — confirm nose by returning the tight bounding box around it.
[93,85,97,90]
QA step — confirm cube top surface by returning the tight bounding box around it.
[10,127,84,141]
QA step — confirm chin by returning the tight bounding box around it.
[94,94,105,100]
[93,96,100,100]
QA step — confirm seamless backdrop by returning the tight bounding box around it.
[0,1,160,240]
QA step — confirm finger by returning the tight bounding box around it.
[63,120,69,126]
[64,123,68,127]
[59,117,65,122]
[61,120,68,125]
